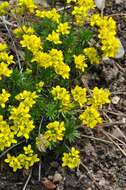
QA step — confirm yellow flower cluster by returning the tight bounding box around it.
[90,14,120,58]
[0,115,17,151]
[17,0,37,13]
[0,43,15,80]
[20,34,42,53]
[79,106,102,128]
[5,145,39,172]
[47,31,62,44]
[36,81,44,93]
[0,1,9,16]
[13,25,35,37]
[83,47,100,64]
[51,85,71,111]
[72,0,95,25]
[47,22,70,44]
[33,49,70,79]
[0,89,10,108]
[74,54,87,72]
[15,90,38,108]
[36,8,60,23]
[71,85,87,107]
[89,87,111,108]
[9,90,38,139]
[44,121,65,146]
[62,147,80,169]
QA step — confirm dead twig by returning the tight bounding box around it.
[0,141,24,159]
[102,130,126,157]
[1,16,22,73]
[81,134,113,144]
[22,169,32,190]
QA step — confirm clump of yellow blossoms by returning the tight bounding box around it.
[13,25,35,37]
[20,34,42,53]
[15,90,38,108]
[0,43,15,80]
[36,81,44,92]
[32,49,70,79]
[17,0,37,13]
[62,147,80,169]
[90,14,120,58]
[72,0,95,25]
[5,145,39,172]
[36,8,60,23]
[47,31,62,44]
[84,47,100,64]
[0,1,9,16]
[57,22,71,35]
[9,91,38,139]
[51,85,72,111]
[79,106,102,128]
[71,85,87,107]
[0,89,10,108]
[89,87,111,108]
[0,115,17,151]
[74,54,87,71]
[44,121,65,146]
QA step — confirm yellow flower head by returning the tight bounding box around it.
[17,0,37,13]
[74,54,87,71]
[62,147,80,169]
[13,25,35,37]
[46,31,62,44]
[79,106,102,128]
[20,34,42,53]
[0,89,10,108]
[0,43,7,52]
[83,47,100,64]
[71,85,87,107]
[44,121,65,146]
[89,87,111,108]
[0,1,9,16]
[57,22,71,35]
[36,8,60,23]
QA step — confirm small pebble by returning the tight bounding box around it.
[53,172,63,183]
[111,96,120,104]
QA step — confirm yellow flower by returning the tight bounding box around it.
[17,0,37,13]
[32,51,52,68]
[20,34,42,53]
[13,25,35,37]
[89,87,111,108]
[46,31,62,44]
[36,81,44,92]
[0,115,17,151]
[0,52,15,65]
[0,43,7,52]
[36,8,60,23]
[67,0,77,3]
[15,90,38,108]
[44,121,65,146]
[83,47,100,64]
[57,22,71,35]
[51,85,71,110]
[62,147,80,169]
[0,89,10,108]
[0,62,12,80]
[74,54,87,71]
[0,1,9,16]
[23,145,33,155]
[79,106,102,128]
[71,85,87,107]
[5,154,22,172]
